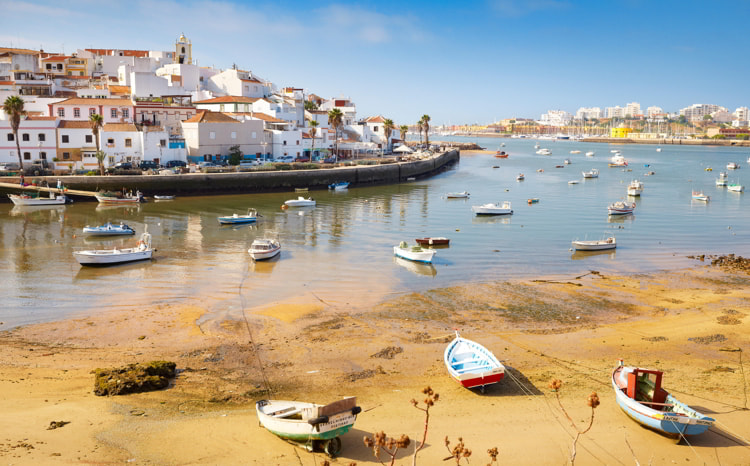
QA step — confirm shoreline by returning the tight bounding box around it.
[1,264,749,464]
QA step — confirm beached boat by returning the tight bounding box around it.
[516,173,525,181]
[256,397,361,457]
[612,359,714,437]
[415,237,450,246]
[728,183,744,193]
[472,201,513,216]
[153,195,175,200]
[82,222,135,236]
[247,237,281,260]
[727,162,740,170]
[582,169,599,178]
[608,200,636,215]
[95,191,144,205]
[692,191,710,202]
[393,241,437,263]
[73,231,153,266]
[585,151,595,157]
[8,192,69,206]
[328,182,349,190]
[284,196,316,207]
[627,180,644,196]
[218,208,258,225]
[445,191,470,198]
[572,236,616,251]
[495,151,509,158]
[444,331,505,391]
[536,148,551,155]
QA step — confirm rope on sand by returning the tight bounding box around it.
[238,261,273,398]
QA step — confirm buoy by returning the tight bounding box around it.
[281,204,288,210]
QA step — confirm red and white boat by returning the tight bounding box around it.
[444,331,505,391]
[607,200,636,215]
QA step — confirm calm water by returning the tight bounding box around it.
[1,137,748,329]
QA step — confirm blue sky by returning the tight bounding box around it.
[1,0,748,126]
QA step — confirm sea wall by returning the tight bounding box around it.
[7,150,459,198]
[582,137,750,147]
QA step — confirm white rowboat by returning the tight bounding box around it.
[73,232,153,266]
[572,236,616,251]
[444,331,505,391]
[393,241,436,263]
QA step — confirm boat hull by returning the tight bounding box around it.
[8,194,68,206]
[73,249,152,265]
[256,399,359,442]
[95,195,141,205]
[218,216,257,225]
[445,334,505,390]
[415,237,450,246]
[572,239,616,251]
[393,246,436,263]
[249,247,281,261]
[82,224,135,236]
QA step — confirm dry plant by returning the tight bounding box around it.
[548,379,600,464]
[443,436,471,464]
[363,430,411,466]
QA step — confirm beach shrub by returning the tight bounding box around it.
[93,360,176,396]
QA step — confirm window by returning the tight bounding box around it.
[23,152,31,160]
[89,108,95,116]
[38,133,45,142]
[85,135,92,143]
[122,109,129,118]
[74,108,80,118]
[296,140,299,145]
[374,126,379,132]
[22,133,29,141]
[6,134,12,141]
[107,138,114,147]
[125,138,132,147]
[61,135,69,143]
[62,152,70,159]
[231,131,237,139]
[160,139,166,147]
[58,108,64,117]
[39,152,46,159]
[209,131,216,140]
[111,108,117,118]
[251,131,256,139]
[283,140,287,146]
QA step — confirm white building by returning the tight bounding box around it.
[319,97,357,125]
[56,120,96,169]
[734,107,749,121]
[646,106,663,118]
[205,68,271,98]
[679,103,728,122]
[711,110,733,123]
[49,98,134,124]
[101,123,143,166]
[0,116,58,165]
[624,102,641,117]
[606,106,625,118]
[539,110,572,127]
[574,107,602,120]
[180,111,267,162]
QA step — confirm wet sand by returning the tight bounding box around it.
[1,266,750,465]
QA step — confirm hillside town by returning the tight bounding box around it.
[0,34,407,173]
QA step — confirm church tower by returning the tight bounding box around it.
[175,33,192,65]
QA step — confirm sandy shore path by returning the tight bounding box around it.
[1,266,750,465]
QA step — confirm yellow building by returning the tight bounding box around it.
[610,127,633,138]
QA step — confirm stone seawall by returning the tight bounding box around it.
[6,150,459,198]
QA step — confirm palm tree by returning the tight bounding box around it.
[3,96,26,170]
[328,108,343,162]
[417,120,423,145]
[308,119,318,161]
[89,113,104,175]
[399,125,408,144]
[421,114,431,146]
[383,118,394,153]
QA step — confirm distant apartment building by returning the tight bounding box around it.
[606,106,624,118]
[575,107,602,120]
[679,103,728,122]
[624,102,641,118]
[49,98,134,124]
[711,110,733,123]
[646,106,663,118]
[205,68,271,98]
[734,107,749,121]
[539,110,572,127]
[320,97,357,126]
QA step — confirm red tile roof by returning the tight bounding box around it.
[182,111,239,123]
[249,112,287,123]
[85,49,149,58]
[364,115,385,123]
[42,56,69,62]
[102,123,138,132]
[59,120,93,128]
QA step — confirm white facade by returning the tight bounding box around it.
[624,102,641,117]
[50,98,135,124]
[679,103,728,122]
[155,63,201,92]
[575,107,602,120]
[101,124,143,165]
[140,127,187,163]
[252,97,300,127]
[205,69,270,98]
[646,106,663,118]
[270,129,304,159]
[539,110,572,127]
[711,110,733,123]
[734,107,749,121]
[0,51,39,81]
[0,118,57,165]
[606,106,625,118]
[319,97,357,125]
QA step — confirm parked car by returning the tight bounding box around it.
[275,156,294,162]
[294,156,310,163]
[239,160,261,167]
[138,160,160,170]
[198,161,217,168]
[0,162,21,171]
[165,160,187,168]
[323,156,336,164]
[113,162,133,170]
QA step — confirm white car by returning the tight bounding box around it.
[276,156,294,162]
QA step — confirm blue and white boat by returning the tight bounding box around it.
[218,208,258,225]
[612,359,715,437]
[328,181,349,190]
[82,222,135,236]
[393,241,436,263]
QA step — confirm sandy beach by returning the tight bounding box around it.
[1,264,750,465]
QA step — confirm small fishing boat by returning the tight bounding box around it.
[716,177,728,187]
[568,180,579,185]
[256,397,361,457]
[704,167,713,172]
[627,180,644,196]
[415,237,450,246]
[218,208,258,225]
[727,162,740,170]
[612,359,715,437]
[82,222,135,236]
[153,195,175,200]
[284,196,316,207]
[572,236,616,251]
[328,181,349,190]
[536,148,552,155]
[495,151,509,158]
[527,198,540,204]
[516,173,525,181]
[728,183,744,193]
[609,155,628,167]
[444,331,505,392]
[95,190,144,205]
[585,151,595,157]
[247,237,281,260]
[73,231,153,266]
[582,169,599,178]
[570,150,581,154]
[608,200,636,215]
[393,241,436,263]
[8,192,69,206]
[445,191,470,198]
[472,201,513,216]
[692,191,710,202]
[656,147,662,152]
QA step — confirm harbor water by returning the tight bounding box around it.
[1,137,748,329]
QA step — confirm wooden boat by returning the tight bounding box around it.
[218,208,258,225]
[73,232,153,266]
[393,241,436,263]
[256,397,361,457]
[285,196,316,207]
[527,198,540,204]
[445,191,470,198]
[608,200,636,215]
[153,195,175,200]
[328,182,349,190]
[627,180,644,196]
[612,359,715,437]
[691,191,710,202]
[415,237,450,246]
[516,173,525,181]
[728,183,744,193]
[248,238,281,260]
[8,192,69,206]
[572,236,616,251]
[82,222,135,236]
[95,191,144,205]
[494,151,508,158]
[472,201,513,216]
[444,331,505,391]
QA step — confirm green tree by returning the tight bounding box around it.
[3,96,26,170]
[383,118,394,153]
[328,108,343,162]
[416,120,423,145]
[399,124,408,143]
[89,113,104,175]
[228,145,242,165]
[308,119,319,160]
[304,100,318,111]
[421,114,431,146]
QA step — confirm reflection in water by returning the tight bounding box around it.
[394,256,437,277]
[96,204,141,213]
[10,205,66,216]
[249,254,280,274]
[607,214,635,224]
[73,258,155,281]
[570,249,616,261]
[472,215,512,225]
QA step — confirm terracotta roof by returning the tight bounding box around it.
[250,112,287,123]
[26,115,57,121]
[102,123,138,132]
[0,47,40,55]
[42,56,69,62]
[55,98,133,106]
[302,132,311,138]
[240,78,262,83]
[364,115,385,123]
[85,49,149,58]
[59,120,93,128]
[182,111,239,124]
[0,81,14,85]
[108,85,131,95]
[194,96,260,104]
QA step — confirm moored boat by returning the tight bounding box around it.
[572,236,616,251]
[218,208,258,225]
[445,191,470,198]
[95,190,144,205]
[585,151,595,157]
[609,155,628,167]
[472,201,513,216]
[627,180,644,196]
[415,237,450,246]
[328,181,349,190]
[73,231,153,266]
[247,237,281,260]
[8,192,69,206]
[444,331,505,391]
[516,173,525,181]
[608,200,636,215]
[582,168,599,178]
[727,162,740,170]
[527,198,540,204]
[284,196,316,207]
[536,148,551,155]
[153,195,175,200]
[82,222,135,236]
[393,241,436,263]
[612,359,714,437]
[495,151,509,158]
[728,183,744,193]
[691,191,710,201]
